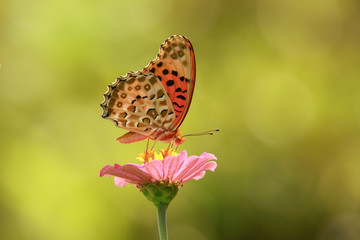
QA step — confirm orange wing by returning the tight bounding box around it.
[143,35,196,130]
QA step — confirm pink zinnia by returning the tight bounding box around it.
[99,150,217,187]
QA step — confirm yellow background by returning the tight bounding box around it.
[1,0,360,239]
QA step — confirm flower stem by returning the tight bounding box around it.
[157,205,168,240]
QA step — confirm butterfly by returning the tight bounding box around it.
[101,35,196,145]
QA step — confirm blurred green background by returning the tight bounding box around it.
[1,0,360,239]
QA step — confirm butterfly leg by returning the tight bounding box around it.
[151,141,157,150]
[144,138,150,163]
[150,128,163,150]
[164,141,173,156]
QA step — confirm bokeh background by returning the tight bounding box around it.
[1,0,360,239]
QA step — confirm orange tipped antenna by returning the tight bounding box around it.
[183,129,220,137]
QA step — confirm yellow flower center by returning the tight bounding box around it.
[137,148,178,164]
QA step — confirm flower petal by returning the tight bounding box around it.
[100,165,142,182]
[182,161,217,182]
[121,164,154,182]
[171,155,200,182]
[163,151,187,182]
[99,165,113,177]
[100,163,153,184]
[173,152,217,183]
[142,160,164,181]
[114,177,135,187]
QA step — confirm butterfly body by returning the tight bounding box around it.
[101,35,195,145]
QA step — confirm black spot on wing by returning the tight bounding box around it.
[166,80,174,86]
[175,88,187,93]
[173,102,184,108]
[176,95,186,100]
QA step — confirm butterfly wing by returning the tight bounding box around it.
[101,71,176,140]
[143,35,196,131]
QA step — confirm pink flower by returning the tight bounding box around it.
[99,150,217,187]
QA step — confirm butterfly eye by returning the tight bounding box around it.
[174,135,185,146]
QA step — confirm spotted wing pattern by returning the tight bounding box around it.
[101,71,175,136]
[143,35,196,130]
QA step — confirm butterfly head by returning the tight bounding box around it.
[174,131,185,146]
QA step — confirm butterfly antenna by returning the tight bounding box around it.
[183,129,220,137]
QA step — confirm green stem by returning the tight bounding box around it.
[157,205,168,240]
